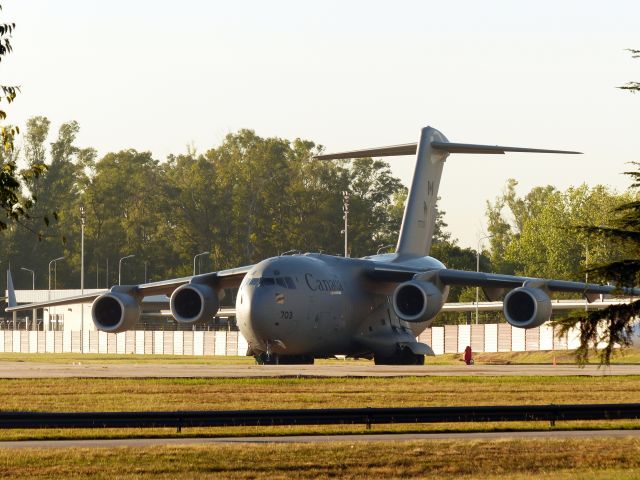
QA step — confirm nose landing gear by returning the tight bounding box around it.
[255,353,315,365]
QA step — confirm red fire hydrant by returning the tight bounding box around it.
[463,346,473,365]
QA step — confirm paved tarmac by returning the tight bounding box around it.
[0,362,638,377]
[1,429,639,449]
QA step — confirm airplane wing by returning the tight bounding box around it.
[436,269,640,301]
[364,266,640,301]
[441,298,631,312]
[5,265,253,313]
[5,291,108,312]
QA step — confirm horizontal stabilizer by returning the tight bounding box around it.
[315,142,581,159]
[431,142,582,155]
[314,143,417,160]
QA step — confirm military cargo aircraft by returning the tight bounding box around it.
[7,126,639,364]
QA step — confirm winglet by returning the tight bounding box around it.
[6,269,16,308]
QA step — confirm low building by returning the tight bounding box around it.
[2,289,237,331]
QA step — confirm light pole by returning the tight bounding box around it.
[48,257,64,300]
[21,267,35,290]
[119,254,135,285]
[80,206,86,345]
[193,251,209,276]
[80,206,86,294]
[475,234,494,324]
[585,243,589,312]
[342,191,349,258]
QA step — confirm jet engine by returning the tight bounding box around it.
[170,283,219,324]
[392,280,444,323]
[91,291,141,333]
[503,286,552,329]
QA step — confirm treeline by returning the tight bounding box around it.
[1,117,414,290]
[486,179,635,282]
[1,117,635,322]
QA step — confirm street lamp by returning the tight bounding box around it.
[21,267,35,290]
[475,234,494,324]
[193,251,209,276]
[118,254,135,285]
[48,257,64,300]
[80,205,86,345]
[342,191,349,258]
[80,206,86,294]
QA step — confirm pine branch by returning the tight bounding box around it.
[553,299,640,365]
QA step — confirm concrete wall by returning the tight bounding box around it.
[0,322,578,356]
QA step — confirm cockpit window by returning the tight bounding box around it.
[248,276,296,289]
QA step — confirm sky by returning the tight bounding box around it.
[3,0,640,250]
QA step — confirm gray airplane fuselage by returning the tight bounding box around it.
[236,253,446,358]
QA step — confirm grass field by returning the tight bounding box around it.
[0,356,638,478]
[0,375,638,441]
[2,376,639,411]
[1,438,639,479]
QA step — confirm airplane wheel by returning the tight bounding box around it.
[278,355,315,365]
[374,351,424,365]
[255,353,278,365]
[255,354,314,365]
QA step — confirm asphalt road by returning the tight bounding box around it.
[1,430,639,449]
[0,362,638,378]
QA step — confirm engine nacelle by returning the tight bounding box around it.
[170,283,219,325]
[91,291,141,333]
[392,280,444,323]
[503,286,552,329]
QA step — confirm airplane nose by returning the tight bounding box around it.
[246,286,278,339]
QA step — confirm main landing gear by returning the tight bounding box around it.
[374,349,425,365]
[255,353,315,365]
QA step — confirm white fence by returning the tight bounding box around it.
[0,330,248,356]
[417,323,578,355]
[0,323,578,356]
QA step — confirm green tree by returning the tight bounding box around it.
[81,149,167,285]
[486,180,626,280]
[1,119,94,289]
[553,49,640,364]
[346,158,404,257]
[554,175,640,364]
[0,6,47,232]
[2,126,409,290]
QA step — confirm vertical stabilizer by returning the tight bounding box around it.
[395,127,449,257]
[6,269,16,308]
[314,127,580,258]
